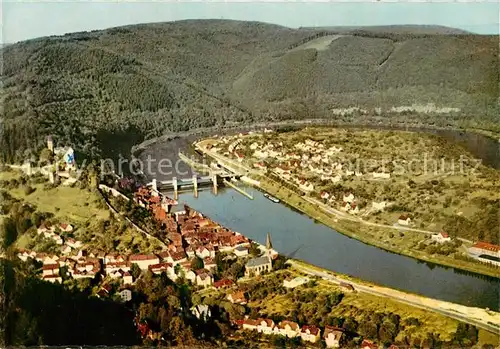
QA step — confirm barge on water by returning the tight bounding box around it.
[264,193,280,203]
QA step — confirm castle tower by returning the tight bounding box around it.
[47,135,54,153]
[266,232,273,260]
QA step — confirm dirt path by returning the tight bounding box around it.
[290,35,344,52]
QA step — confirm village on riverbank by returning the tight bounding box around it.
[196,127,500,277]
[1,134,499,348]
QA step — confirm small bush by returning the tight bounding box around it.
[43,183,56,190]
[24,185,35,195]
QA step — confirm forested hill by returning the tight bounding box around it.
[1,20,498,162]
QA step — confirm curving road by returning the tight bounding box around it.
[288,260,500,333]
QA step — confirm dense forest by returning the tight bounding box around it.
[1,20,499,163]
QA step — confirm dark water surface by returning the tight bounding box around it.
[362,125,500,169]
[173,188,499,310]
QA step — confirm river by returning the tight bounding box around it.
[140,126,499,310]
[171,187,499,310]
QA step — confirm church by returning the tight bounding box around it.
[244,233,274,277]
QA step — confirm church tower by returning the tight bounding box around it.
[47,135,54,153]
[266,232,273,260]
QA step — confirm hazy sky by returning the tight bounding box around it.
[2,1,499,43]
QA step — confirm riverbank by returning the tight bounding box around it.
[192,130,500,279]
[285,259,500,335]
[168,186,500,334]
[132,119,500,169]
[256,175,500,279]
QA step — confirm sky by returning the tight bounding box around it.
[2,1,499,43]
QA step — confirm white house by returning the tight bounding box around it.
[196,246,215,259]
[398,215,411,226]
[320,192,330,200]
[185,270,197,284]
[17,250,33,261]
[227,291,247,305]
[233,245,249,257]
[277,320,300,338]
[61,245,72,255]
[242,319,260,331]
[42,255,59,265]
[37,224,52,235]
[299,181,314,192]
[203,257,217,272]
[43,274,62,283]
[42,263,59,276]
[105,262,130,275]
[283,276,310,289]
[343,193,355,203]
[300,325,321,343]
[157,250,174,264]
[431,232,451,244]
[104,253,126,265]
[372,201,387,211]
[119,289,132,302]
[468,242,500,258]
[257,319,275,335]
[53,235,63,245]
[324,326,345,348]
[66,238,83,249]
[253,162,267,170]
[195,270,213,288]
[331,174,342,183]
[185,245,196,258]
[129,254,160,270]
[148,262,173,275]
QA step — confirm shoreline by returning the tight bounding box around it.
[165,186,500,333]
[163,184,500,332]
[131,119,500,168]
[255,175,500,280]
[190,140,499,280]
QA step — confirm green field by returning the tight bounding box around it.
[1,169,109,223]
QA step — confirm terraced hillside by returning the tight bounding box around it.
[1,20,498,163]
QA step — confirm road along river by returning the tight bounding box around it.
[141,125,499,311]
[170,187,499,311]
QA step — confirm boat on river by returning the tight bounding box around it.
[264,193,280,203]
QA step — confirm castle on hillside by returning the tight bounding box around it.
[47,135,76,170]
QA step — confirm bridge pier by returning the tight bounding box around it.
[211,173,218,195]
[151,178,158,197]
[172,177,178,200]
[193,175,198,198]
